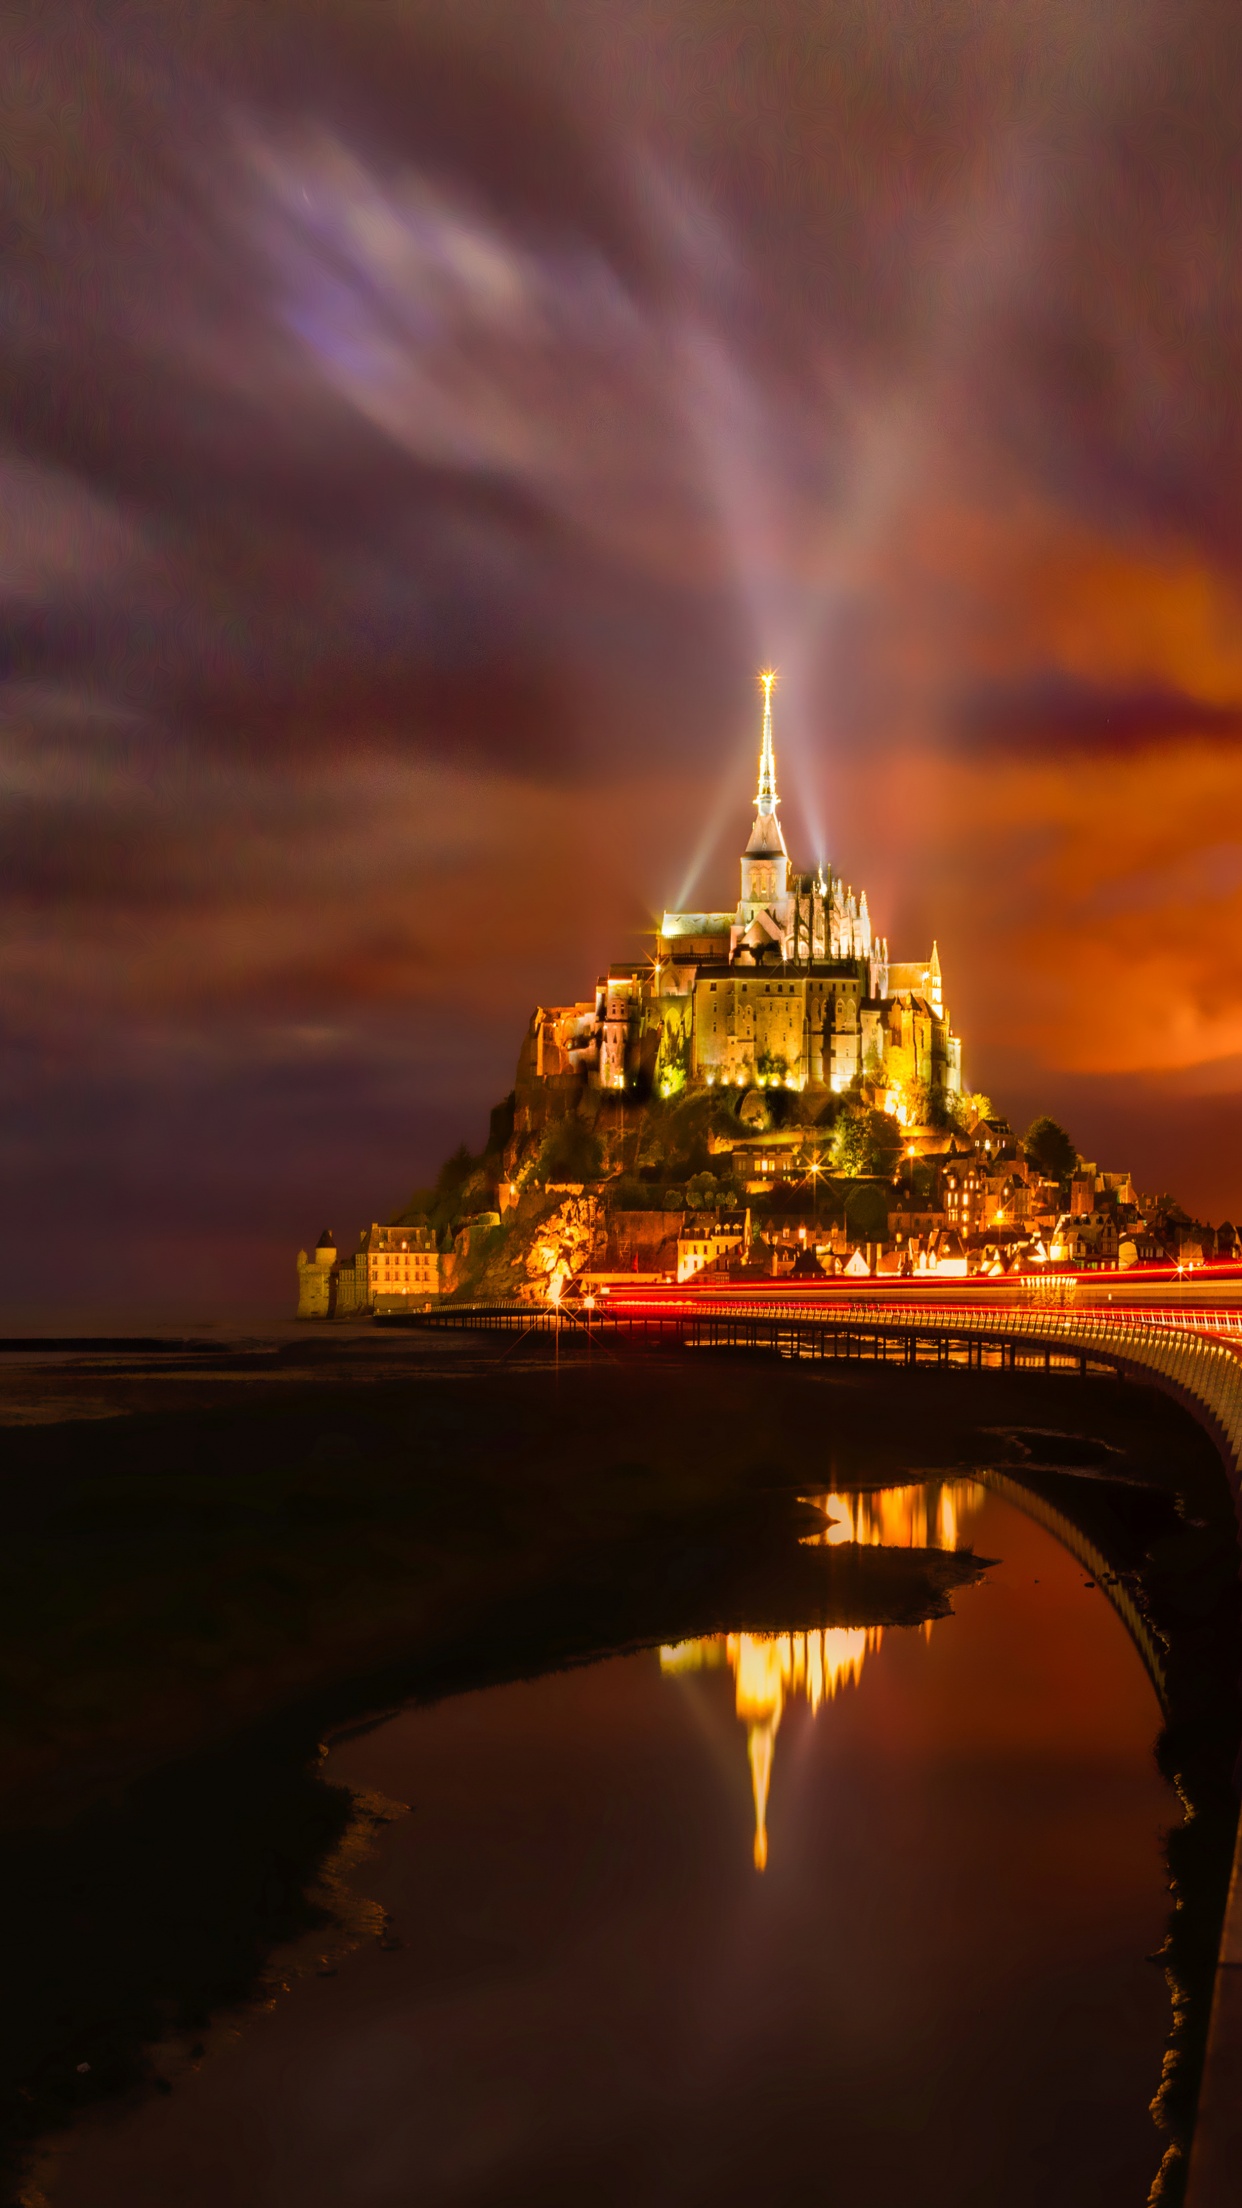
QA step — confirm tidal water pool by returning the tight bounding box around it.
[46,1483,1175,2208]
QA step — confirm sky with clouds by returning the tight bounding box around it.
[6,0,1242,1311]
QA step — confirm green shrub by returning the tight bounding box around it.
[1023,1116,1078,1182]
[537,1116,604,1184]
[832,1104,901,1179]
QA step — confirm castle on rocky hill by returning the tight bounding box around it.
[296,674,1217,1314]
[527,674,963,1119]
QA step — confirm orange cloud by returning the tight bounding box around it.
[843,739,1242,1083]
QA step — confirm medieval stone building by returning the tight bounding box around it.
[528,677,963,1121]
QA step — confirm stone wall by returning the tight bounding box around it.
[605,1209,685,1274]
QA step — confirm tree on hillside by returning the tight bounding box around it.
[394,1103,515,1230]
[1022,1116,1078,1182]
[832,1103,902,1180]
[396,1144,487,1233]
[636,1087,723,1180]
[608,1174,656,1211]
[486,1092,516,1157]
[842,1181,889,1240]
[437,1144,477,1199]
[391,1187,436,1226]
[538,1114,604,1184]
[904,1079,955,1131]
[831,1110,869,1176]
[685,1171,723,1211]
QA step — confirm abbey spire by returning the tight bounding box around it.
[743,669,789,867]
[577,674,959,1105]
[756,667,778,816]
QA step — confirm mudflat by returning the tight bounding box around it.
[0,1327,1238,2204]
[0,1326,1228,1826]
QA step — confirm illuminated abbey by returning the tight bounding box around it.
[530,675,964,1118]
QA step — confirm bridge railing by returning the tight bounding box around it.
[683,1297,1242,1340]
[411,1292,1242,1335]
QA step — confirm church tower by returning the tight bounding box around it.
[738,672,791,927]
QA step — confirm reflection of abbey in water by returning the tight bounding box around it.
[662,1481,984,1870]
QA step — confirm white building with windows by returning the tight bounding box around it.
[297,1222,442,1319]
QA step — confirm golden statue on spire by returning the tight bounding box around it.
[756,667,778,814]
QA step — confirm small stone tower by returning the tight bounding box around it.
[296,1228,337,1319]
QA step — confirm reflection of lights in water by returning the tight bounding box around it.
[809,1478,984,1554]
[734,1626,877,1869]
[661,1480,984,1870]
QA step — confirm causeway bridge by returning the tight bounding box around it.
[400,1286,1242,2204]
[408,1292,1242,1488]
